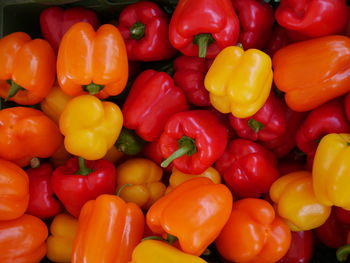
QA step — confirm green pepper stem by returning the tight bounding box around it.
[193,33,215,58]
[130,22,145,40]
[116,183,133,197]
[337,244,350,262]
[83,83,104,95]
[141,234,178,244]
[5,80,24,101]
[75,157,93,176]
[30,157,40,169]
[141,236,165,242]
[248,119,264,133]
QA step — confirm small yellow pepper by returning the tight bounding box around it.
[204,46,272,118]
[117,158,166,209]
[47,213,78,263]
[59,95,123,160]
[129,240,207,263]
[270,171,331,231]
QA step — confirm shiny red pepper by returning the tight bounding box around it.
[26,163,63,220]
[216,139,279,198]
[118,1,176,61]
[40,6,99,53]
[122,69,188,142]
[51,157,117,218]
[169,0,240,58]
[232,0,274,49]
[265,25,292,57]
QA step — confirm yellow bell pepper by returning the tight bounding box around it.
[270,171,331,231]
[117,158,166,209]
[47,213,78,263]
[313,133,350,209]
[166,167,221,194]
[59,95,123,160]
[129,240,207,263]
[204,46,272,118]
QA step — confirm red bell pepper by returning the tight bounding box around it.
[173,56,212,107]
[26,163,63,220]
[142,139,173,172]
[122,69,188,142]
[229,91,286,142]
[118,1,176,61]
[40,6,99,53]
[278,157,306,176]
[169,0,240,58]
[275,0,349,41]
[335,207,350,225]
[265,25,292,57]
[51,157,117,218]
[160,110,228,174]
[344,91,350,122]
[232,0,274,49]
[216,139,279,198]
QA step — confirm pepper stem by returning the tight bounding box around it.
[337,244,350,262]
[83,83,104,95]
[5,80,24,101]
[193,33,215,58]
[161,136,197,168]
[75,157,93,176]
[30,157,40,169]
[141,234,178,244]
[116,183,133,197]
[130,22,145,40]
[248,119,264,133]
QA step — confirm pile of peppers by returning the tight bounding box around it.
[2,0,350,262]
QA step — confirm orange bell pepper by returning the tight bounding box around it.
[0,32,56,105]
[273,35,350,112]
[72,194,144,263]
[0,214,48,263]
[146,177,233,256]
[57,22,128,99]
[0,159,29,221]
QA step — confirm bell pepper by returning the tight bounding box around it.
[129,240,207,263]
[51,157,117,218]
[57,22,128,99]
[169,0,240,58]
[72,194,144,263]
[273,35,350,112]
[26,162,63,219]
[216,138,279,198]
[336,231,350,262]
[143,138,173,172]
[335,206,350,225]
[147,177,233,256]
[115,127,145,156]
[116,158,166,209]
[0,159,29,220]
[270,171,331,231]
[173,56,212,107]
[122,69,188,142]
[265,25,292,57]
[232,0,274,49]
[0,214,48,263]
[313,133,350,209]
[102,145,124,164]
[344,91,350,122]
[215,198,291,263]
[50,144,72,168]
[0,107,63,167]
[118,1,175,61]
[277,230,314,263]
[0,32,56,105]
[59,95,123,160]
[204,46,273,118]
[47,213,78,263]
[275,0,348,41]
[229,91,286,142]
[40,6,99,53]
[159,110,228,174]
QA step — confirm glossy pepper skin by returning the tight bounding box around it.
[0,107,63,167]
[59,95,123,160]
[0,159,29,221]
[26,163,63,219]
[0,214,48,263]
[216,139,279,198]
[47,213,78,263]
[129,240,208,263]
[0,32,56,105]
[122,70,188,142]
[51,157,117,218]
[159,110,228,174]
[229,91,286,142]
[118,1,175,61]
[169,0,239,58]
[273,35,350,112]
[173,56,212,106]
[275,0,348,41]
[205,46,273,118]
[270,171,331,231]
[232,0,274,49]
[147,177,233,256]
[116,158,166,209]
[72,194,144,263]
[216,198,291,263]
[57,22,128,99]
